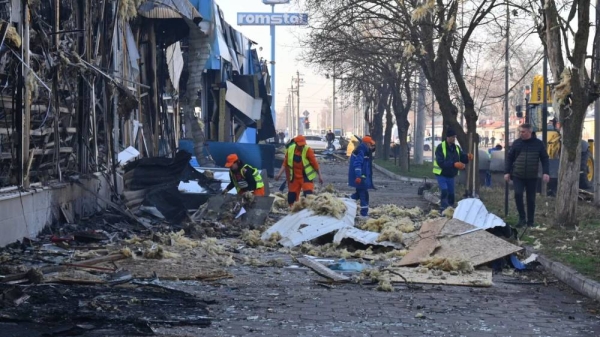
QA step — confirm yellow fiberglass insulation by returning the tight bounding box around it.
[554,68,572,105]
[322,183,337,194]
[309,193,347,218]
[377,279,395,292]
[359,214,418,243]
[290,193,346,219]
[420,257,474,273]
[377,227,403,243]
[156,230,199,249]
[272,193,289,210]
[143,245,180,259]
[369,204,422,218]
[203,170,215,179]
[427,209,441,218]
[119,0,144,21]
[442,207,455,218]
[241,230,262,247]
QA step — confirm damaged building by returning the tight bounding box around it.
[0,0,275,246]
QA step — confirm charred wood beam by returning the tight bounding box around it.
[52,0,62,181]
[22,0,31,188]
[76,0,88,174]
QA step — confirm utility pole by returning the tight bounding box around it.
[289,77,296,138]
[431,91,435,163]
[297,70,301,135]
[594,0,600,206]
[270,4,276,127]
[542,51,548,196]
[504,1,510,217]
[332,65,336,131]
[415,69,426,164]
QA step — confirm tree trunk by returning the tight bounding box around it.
[555,147,581,226]
[554,68,588,227]
[372,87,389,158]
[540,0,593,227]
[383,106,393,160]
[184,28,213,166]
[414,70,426,164]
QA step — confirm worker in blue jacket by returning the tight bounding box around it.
[348,136,376,217]
[432,129,473,211]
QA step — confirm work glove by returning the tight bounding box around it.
[355,177,362,185]
[454,162,466,170]
[221,189,229,195]
[467,153,474,161]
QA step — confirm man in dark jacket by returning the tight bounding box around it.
[348,136,376,217]
[326,130,335,151]
[504,123,550,227]
[433,129,472,211]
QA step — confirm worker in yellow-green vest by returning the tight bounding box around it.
[275,135,324,207]
[433,129,473,211]
[222,154,265,196]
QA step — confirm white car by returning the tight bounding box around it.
[303,135,340,151]
[423,136,442,151]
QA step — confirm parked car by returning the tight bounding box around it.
[303,135,340,151]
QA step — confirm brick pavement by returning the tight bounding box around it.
[155,159,600,337]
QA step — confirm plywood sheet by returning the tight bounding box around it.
[387,267,492,287]
[398,218,448,266]
[434,219,522,266]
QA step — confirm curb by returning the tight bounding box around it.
[372,163,438,184]
[524,246,600,302]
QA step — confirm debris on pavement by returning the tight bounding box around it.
[333,227,404,249]
[297,257,350,282]
[261,198,356,247]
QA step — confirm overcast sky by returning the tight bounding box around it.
[215,0,329,130]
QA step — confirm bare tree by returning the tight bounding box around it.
[531,0,599,227]
[300,5,416,168]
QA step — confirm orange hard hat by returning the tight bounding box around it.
[362,136,376,145]
[224,154,239,168]
[294,135,307,146]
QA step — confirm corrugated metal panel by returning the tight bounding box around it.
[261,199,357,247]
[453,198,506,235]
[333,227,403,249]
[138,0,203,23]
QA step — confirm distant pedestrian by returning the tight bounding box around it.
[485,144,503,187]
[326,130,335,151]
[504,123,550,227]
[349,136,376,217]
[484,137,489,147]
[433,129,473,211]
[490,136,496,146]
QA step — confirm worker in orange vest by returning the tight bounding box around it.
[222,154,265,196]
[275,135,324,206]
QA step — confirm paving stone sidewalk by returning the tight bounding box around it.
[156,160,600,337]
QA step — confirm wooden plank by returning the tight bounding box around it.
[30,127,77,136]
[0,128,15,135]
[398,218,447,266]
[32,147,73,155]
[75,253,128,266]
[297,257,350,282]
[387,267,493,287]
[434,218,522,267]
[30,105,71,114]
